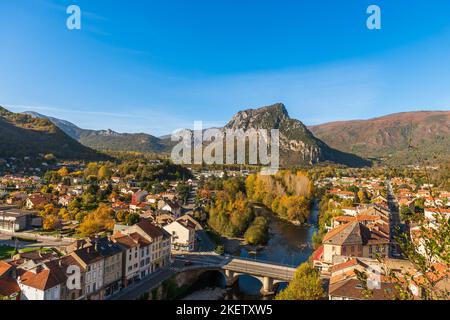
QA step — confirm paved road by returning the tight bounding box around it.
[108,268,176,300]
[386,180,405,258]
[0,233,72,249]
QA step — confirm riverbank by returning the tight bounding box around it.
[215,202,318,257]
[177,201,320,300]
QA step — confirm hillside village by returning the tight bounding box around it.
[311,174,450,300]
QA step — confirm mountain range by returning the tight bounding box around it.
[309,110,450,164]
[23,111,170,154]
[0,107,108,161]
[4,104,448,166]
[23,104,369,167]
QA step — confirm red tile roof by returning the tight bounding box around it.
[0,277,20,297]
[0,260,13,277]
[311,245,324,261]
[18,264,66,291]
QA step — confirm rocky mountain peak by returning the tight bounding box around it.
[225,103,290,131]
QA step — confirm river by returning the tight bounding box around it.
[181,201,319,300]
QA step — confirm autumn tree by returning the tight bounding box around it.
[246,171,313,223]
[39,204,58,218]
[275,263,325,300]
[244,216,269,245]
[58,167,69,177]
[358,189,369,204]
[78,204,115,237]
[43,215,61,231]
[98,165,112,180]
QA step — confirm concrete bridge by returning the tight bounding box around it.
[174,252,297,295]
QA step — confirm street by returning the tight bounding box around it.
[386,180,406,258]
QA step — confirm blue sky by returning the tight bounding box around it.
[1,0,450,136]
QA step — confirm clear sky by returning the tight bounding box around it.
[1,0,450,136]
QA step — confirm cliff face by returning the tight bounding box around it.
[224,103,370,167]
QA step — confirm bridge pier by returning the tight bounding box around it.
[224,270,237,287]
[260,276,275,296]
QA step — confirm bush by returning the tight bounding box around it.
[244,216,269,245]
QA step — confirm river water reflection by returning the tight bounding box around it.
[182,201,319,300]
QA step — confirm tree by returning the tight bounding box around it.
[58,167,69,177]
[43,215,61,231]
[126,213,140,226]
[116,210,127,223]
[84,162,99,178]
[358,189,369,204]
[39,204,58,218]
[59,208,72,221]
[78,204,115,237]
[98,165,112,180]
[244,216,269,245]
[399,205,413,222]
[275,263,325,300]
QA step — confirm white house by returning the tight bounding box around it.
[18,262,65,300]
[158,200,181,218]
[163,220,196,252]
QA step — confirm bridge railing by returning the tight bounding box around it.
[225,254,299,268]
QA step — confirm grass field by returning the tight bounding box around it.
[0,246,55,260]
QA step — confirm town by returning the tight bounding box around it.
[0,158,448,300]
